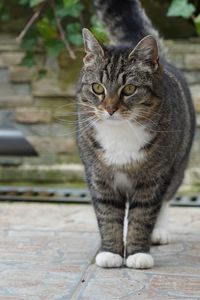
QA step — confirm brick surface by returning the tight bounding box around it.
[15,107,51,123]
[184,71,200,85]
[28,136,76,154]
[166,41,200,54]
[191,85,200,112]
[0,52,24,67]
[0,95,32,107]
[184,54,200,70]
[32,77,75,98]
[10,66,36,82]
[0,163,84,183]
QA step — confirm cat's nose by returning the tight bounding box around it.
[106,107,117,116]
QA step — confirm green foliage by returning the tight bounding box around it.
[167,0,195,18]
[0,1,10,21]
[19,0,46,7]
[194,14,200,36]
[0,0,108,66]
[66,23,83,46]
[36,18,57,40]
[62,0,84,17]
[90,16,108,43]
[21,51,37,67]
[167,0,200,36]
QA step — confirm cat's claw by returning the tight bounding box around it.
[151,228,170,245]
[95,251,123,268]
[126,253,154,269]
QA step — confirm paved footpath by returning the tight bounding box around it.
[0,202,200,300]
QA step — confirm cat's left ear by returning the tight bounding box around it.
[129,35,159,71]
[82,28,104,65]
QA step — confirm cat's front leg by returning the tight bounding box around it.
[126,197,161,269]
[93,196,125,268]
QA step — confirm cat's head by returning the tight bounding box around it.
[77,28,162,124]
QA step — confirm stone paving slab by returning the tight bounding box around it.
[0,203,99,300]
[0,203,200,299]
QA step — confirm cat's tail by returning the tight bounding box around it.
[94,0,165,55]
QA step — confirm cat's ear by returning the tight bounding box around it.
[129,35,159,71]
[82,28,104,65]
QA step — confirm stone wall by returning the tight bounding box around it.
[0,35,200,193]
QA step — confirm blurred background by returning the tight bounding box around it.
[0,0,199,198]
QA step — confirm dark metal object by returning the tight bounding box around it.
[171,195,200,207]
[0,186,90,203]
[0,186,199,207]
[0,126,37,156]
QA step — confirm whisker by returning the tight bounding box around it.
[54,115,95,125]
[132,113,183,133]
[137,108,162,117]
[55,110,95,115]
[58,116,97,137]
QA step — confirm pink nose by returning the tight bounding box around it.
[106,107,116,116]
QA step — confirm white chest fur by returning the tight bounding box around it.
[94,120,150,166]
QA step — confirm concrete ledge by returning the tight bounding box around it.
[0,163,85,183]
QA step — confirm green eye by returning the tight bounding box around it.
[92,83,105,95]
[122,84,136,96]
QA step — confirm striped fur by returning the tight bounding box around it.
[76,0,195,268]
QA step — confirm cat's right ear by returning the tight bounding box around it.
[82,28,104,65]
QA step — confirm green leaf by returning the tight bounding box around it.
[36,18,58,40]
[60,0,84,18]
[21,51,36,67]
[167,0,195,18]
[19,0,30,5]
[0,13,10,21]
[66,23,82,46]
[56,6,70,18]
[194,14,200,36]
[21,37,37,50]
[90,16,108,43]
[0,2,11,21]
[63,0,78,8]
[46,40,65,57]
[30,0,46,7]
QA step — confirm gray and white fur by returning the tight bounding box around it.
[76,0,195,268]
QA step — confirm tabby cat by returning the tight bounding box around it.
[76,0,195,269]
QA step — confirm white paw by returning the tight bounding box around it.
[126,253,154,269]
[95,251,123,268]
[151,228,170,245]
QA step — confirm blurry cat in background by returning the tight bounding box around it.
[76,0,195,268]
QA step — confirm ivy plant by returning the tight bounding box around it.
[167,0,200,35]
[1,0,199,69]
[1,0,107,66]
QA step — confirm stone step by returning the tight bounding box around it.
[191,85,200,112]
[15,107,52,124]
[0,34,20,52]
[9,66,36,83]
[32,77,75,98]
[0,68,9,83]
[27,136,76,154]
[165,40,200,54]
[0,95,33,107]
[0,163,84,183]
[0,81,32,107]
[0,52,24,67]
[0,82,30,96]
